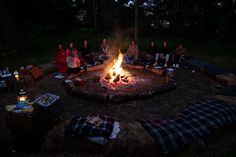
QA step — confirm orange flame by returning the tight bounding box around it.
[106,50,129,83]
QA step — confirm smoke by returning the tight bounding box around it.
[102,28,133,69]
[107,29,133,56]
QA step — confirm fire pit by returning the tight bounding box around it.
[64,52,176,102]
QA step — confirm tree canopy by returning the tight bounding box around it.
[0,0,236,48]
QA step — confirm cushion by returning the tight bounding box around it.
[28,66,43,80]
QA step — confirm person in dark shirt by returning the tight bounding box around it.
[154,40,170,67]
[80,39,94,65]
[173,42,188,67]
[142,41,157,69]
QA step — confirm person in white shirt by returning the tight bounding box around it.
[66,42,81,75]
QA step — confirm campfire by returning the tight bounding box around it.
[103,50,130,84]
[64,48,176,101]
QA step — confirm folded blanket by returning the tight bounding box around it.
[65,115,114,141]
[140,98,236,153]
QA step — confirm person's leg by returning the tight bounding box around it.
[81,64,87,73]
[88,56,95,65]
[125,56,131,64]
[164,54,170,67]
[76,67,81,73]
[67,67,73,75]
[72,68,77,74]
[98,54,104,62]
[154,53,159,66]
[174,55,180,64]
[130,56,135,64]
[179,55,185,63]
[173,54,180,67]
[141,55,148,69]
[178,55,187,67]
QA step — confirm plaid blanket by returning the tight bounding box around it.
[65,115,114,139]
[140,98,236,153]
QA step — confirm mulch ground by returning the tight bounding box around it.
[0,68,236,157]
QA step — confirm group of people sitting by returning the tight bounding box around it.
[142,40,188,69]
[55,39,110,75]
[55,38,188,75]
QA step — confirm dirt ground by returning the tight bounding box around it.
[0,68,236,157]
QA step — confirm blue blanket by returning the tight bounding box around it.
[186,58,229,76]
[140,98,236,153]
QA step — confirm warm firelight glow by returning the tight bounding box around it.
[104,50,130,84]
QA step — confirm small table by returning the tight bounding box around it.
[5,99,64,150]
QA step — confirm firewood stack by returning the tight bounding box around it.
[104,72,130,83]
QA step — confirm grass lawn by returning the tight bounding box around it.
[0,29,235,73]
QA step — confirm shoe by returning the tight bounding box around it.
[153,63,158,67]
[176,64,179,68]
[164,63,167,67]
[173,64,176,67]
[94,61,100,65]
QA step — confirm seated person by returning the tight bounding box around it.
[98,38,110,63]
[55,43,67,73]
[66,42,80,75]
[80,39,95,65]
[173,42,187,67]
[142,41,157,69]
[125,40,139,64]
[154,40,170,67]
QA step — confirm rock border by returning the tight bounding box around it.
[64,64,177,103]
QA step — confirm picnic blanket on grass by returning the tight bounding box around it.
[140,98,236,153]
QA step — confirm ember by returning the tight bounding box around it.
[103,50,130,84]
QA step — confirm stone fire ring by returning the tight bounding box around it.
[64,64,177,102]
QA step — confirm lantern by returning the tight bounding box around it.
[14,71,20,81]
[17,89,28,108]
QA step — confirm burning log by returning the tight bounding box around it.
[121,78,129,83]
[101,50,132,86]
[113,74,120,83]
[105,73,111,80]
[121,75,126,78]
[124,75,129,80]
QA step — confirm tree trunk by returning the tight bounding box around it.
[92,0,98,31]
[218,0,232,41]
[0,0,17,49]
[134,0,138,42]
